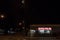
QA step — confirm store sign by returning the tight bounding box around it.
[38,27,52,30]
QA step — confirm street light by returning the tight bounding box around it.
[0,14,5,19]
[1,15,4,18]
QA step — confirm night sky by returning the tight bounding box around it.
[26,0,57,24]
[29,8,57,24]
[0,0,57,25]
[0,0,23,28]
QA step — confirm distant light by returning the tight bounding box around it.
[30,30,35,36]
[49,27,52,30]
[38,27,52,30]
[0,14,5,18]
[8,30,10,33]
[46,30,50,33]
[30,30,36,33]
[8,30,15,34]
[44,28,49,30]
[22,0,24,4]
[39,30,44,34]
[38,28,44,30]
[19,22,22,25]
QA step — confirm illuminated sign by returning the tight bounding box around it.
[38,27,52,34]
[38,27,52,30]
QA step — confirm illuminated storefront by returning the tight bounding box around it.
[29,24,60,37]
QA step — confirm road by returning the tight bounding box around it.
[0,33,25,40]
[0,33,60,40]
[0,35,60,40]
[25,32,60,40]
[25,37,60,40]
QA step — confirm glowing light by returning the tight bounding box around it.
[44,28,49,30]
[38,27,52,34]
[22,0,24,4]
[19,22,22,25]
[0,14,5,18]
[30,30,36,33]
[38,28,44,30]
[49,27,52,30]
[8,30,15,34]
[46,30,50,33]
[38,27,52,30]
[39,30,44,34]
[30,30,35,36]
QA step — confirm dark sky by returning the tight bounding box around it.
[28,8,57,24]
[0,0,57,24]
[27,0,57,24]
[0,0,23,28]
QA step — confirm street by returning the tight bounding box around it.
[25,37,60,40]
[0,33,25,40]
[0,35,60,40]
[0,32,60,40]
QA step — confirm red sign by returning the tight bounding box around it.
[44,28,48,30]
[38,28,44,30]
[38,27,52,30]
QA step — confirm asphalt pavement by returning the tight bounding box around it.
[0,33,25,40]
[25,37,60,40]
[0,33,60,40]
